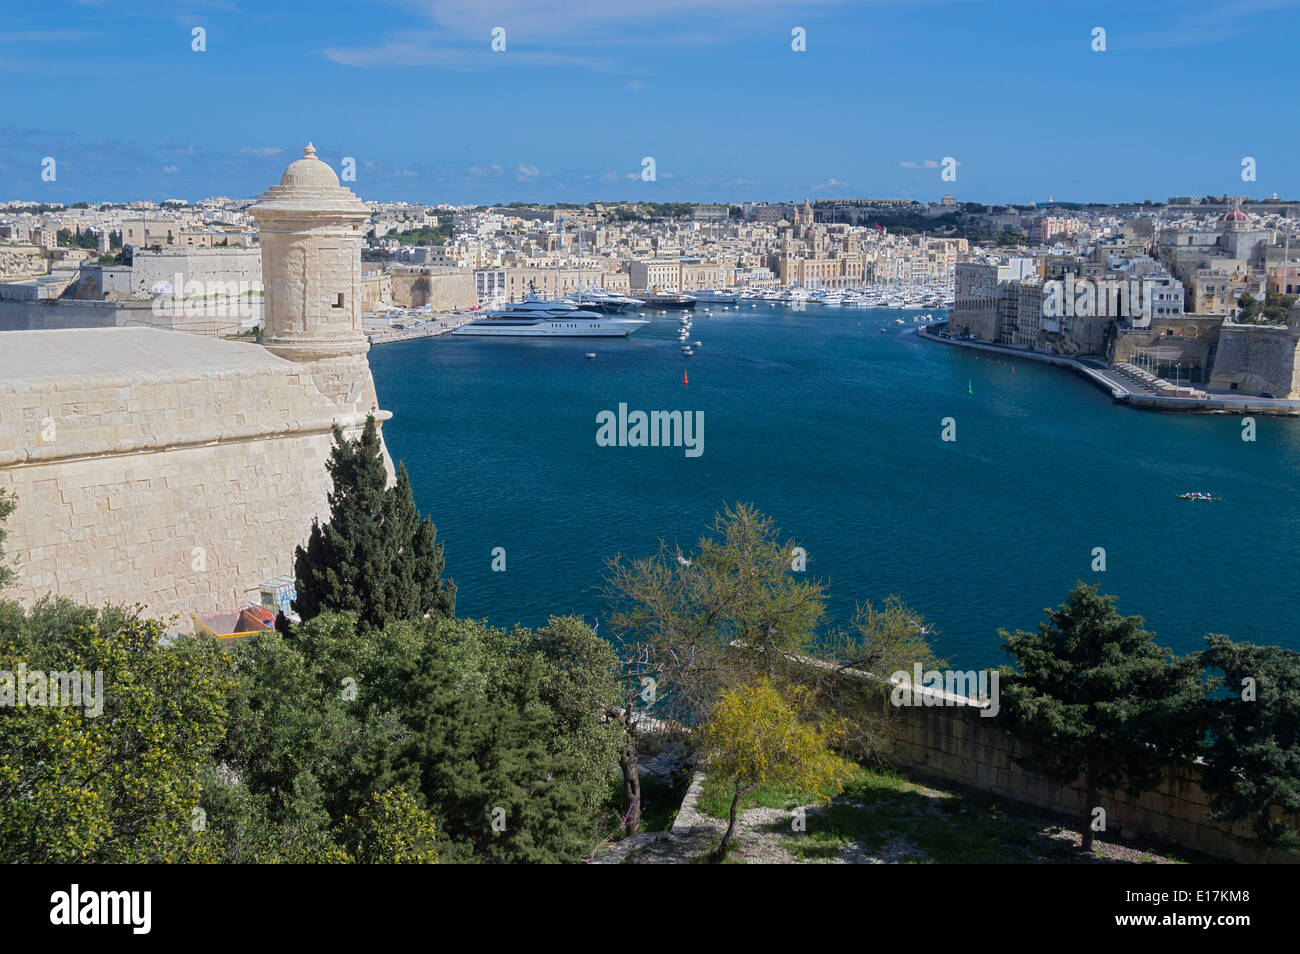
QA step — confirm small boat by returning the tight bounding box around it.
[693,341,701,347]
[584,353,596,359]
[682,347,694,357]
[1176,492,1221,501]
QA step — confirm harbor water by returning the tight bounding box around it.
[370,302,1300,668]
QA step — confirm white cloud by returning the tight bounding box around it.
[516,163,540,182]
[239,146,284,157]
[322,33,611,71]
[812,176,846,190]
[161,164,180,173]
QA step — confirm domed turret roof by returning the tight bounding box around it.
[279,142,340,189]
[250,143,368,218]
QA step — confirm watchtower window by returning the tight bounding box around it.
[332,293,345,308]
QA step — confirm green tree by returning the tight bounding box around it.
[813,595,941,760]
[293,416,454,630]
[603,505,936,829]
[695,678,854,860]
[351,785,440,863]
[375,618,612,863]
[1198,634,1300,851]
[0,488,15,589]
[604,504,827,831]
[217,611,618,863]
[999,583,1202,851]
[1238,292,1261,322]
[0,599,233,862]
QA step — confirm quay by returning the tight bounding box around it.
[917,322,1300,417]
[365,311,476,346]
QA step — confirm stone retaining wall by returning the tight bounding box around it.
[0,245,48,280]
[877,685,1296,863]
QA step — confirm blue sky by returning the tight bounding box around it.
[2,0,1298,205]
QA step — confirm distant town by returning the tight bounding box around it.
[3,190,1299,402]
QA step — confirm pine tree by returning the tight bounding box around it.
[999,582,1201,852]
[293,416,454,630]
[1199,634,1300,851]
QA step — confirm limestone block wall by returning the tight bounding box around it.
[1207,325,1300,397]
[0,298,262,335]
[877,689,1297,863]
[945,307,999,342]
[360,272,393,311]
[123,247,262,299]
[0,246,48,280]
[0,355,382,629]
[390,270,478,311]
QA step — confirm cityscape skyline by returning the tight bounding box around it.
[3,1,1299,875]
[4,0,1300,205]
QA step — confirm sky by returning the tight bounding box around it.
[2,0,1298,206]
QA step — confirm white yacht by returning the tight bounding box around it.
[691,288,738,304]
[567,286,646,313]
[454,283,649,338]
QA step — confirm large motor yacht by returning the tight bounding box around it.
[454,282,649,337]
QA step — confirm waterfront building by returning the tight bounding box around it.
[629,258,682,292]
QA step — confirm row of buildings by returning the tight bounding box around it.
[6,189,1300,395]
[947,198,1300,395]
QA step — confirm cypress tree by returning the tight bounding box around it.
[293,416,454,630]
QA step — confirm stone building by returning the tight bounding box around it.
[0,144,392,628]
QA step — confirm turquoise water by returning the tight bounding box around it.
[370,303,1300,668]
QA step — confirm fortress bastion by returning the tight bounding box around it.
[0,144,393,627]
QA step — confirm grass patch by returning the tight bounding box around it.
[699,766,1213,864]
[698,779,802,818]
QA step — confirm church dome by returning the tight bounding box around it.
[278,143,340,190]
[1223,208,1246,222]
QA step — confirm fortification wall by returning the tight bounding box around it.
[945,308,999,342]
[0,297,262,335]
[0,344,382,629]
[875,687,1296,863]
[360,272,393,311]
[0,245,48,280]
[1207,324,1300,397]
[390,270,477,310]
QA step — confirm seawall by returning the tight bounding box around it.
[917,323,1300,417]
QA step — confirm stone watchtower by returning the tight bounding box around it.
[250,144,392,465]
